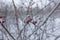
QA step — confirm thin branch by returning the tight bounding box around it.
[55,36,60,40]
[1,23,15,40]
[12,0,20,34]
[0,4,15,40]
[37,1,55,14]
[28,2,60,38]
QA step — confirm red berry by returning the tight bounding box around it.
[0,16,3,18]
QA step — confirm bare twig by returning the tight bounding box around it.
[55,36,60,40]
[1,23,15,40]
[12,0,20,35]
[28,2,60,38]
